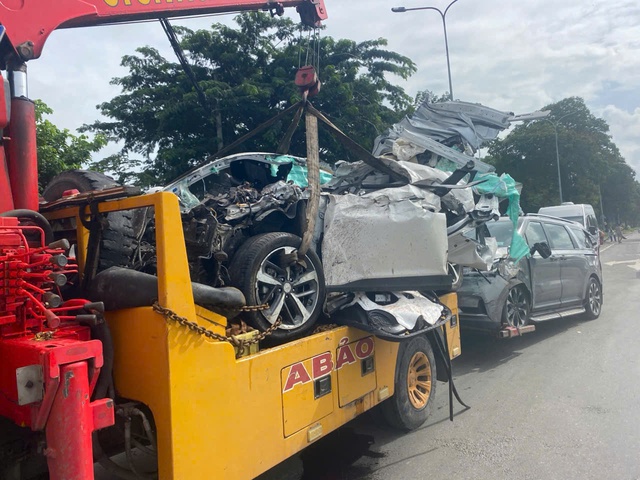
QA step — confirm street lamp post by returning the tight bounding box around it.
[392,1,459,100]
[536,111,578,204]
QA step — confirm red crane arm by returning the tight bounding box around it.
[0,0,327,60]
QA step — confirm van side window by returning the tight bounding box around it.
[525,222,548,247]
[568,226,588,249]
[543,223,576,250]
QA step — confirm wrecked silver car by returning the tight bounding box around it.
[127,101,544,343]
[135,152,331,342]
[457,214,603,336]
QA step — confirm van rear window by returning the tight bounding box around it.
[562,215,585,225]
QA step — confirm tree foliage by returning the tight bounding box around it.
[84,13,416,186]
[485,97,640,225]
[36,100,106,190]
[413,89,450,106]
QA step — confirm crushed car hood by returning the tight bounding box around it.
[372,100,516,172]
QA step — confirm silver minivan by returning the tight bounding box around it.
[458,214,603,334]
[538,203,598,237]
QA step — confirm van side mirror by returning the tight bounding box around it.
[530,242,552,259]
[588,226,598,236]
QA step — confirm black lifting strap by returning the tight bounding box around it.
[428,328,470,421]
[305,103,408,183]
[80,200,109,291]
[277,102,306,154]
[207,101,305,162]
[195,99,410,184]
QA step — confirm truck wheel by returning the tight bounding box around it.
[43,170,136,271]
[230,232,325,343]
[380,336,436,431]
[584,277,602,320]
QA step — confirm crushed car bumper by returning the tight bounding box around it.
[457,274,510,332]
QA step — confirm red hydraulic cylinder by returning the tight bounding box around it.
[0,148,15,212]
[7,96,39,211]
[0,70,14,213]
[44,361,115,480]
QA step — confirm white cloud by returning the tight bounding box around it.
[598,105,640,172]
[22,0,640,174]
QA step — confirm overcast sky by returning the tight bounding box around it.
[27,0,640,175]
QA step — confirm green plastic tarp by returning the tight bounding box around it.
[474,173,529,261]
[266,155,333,187]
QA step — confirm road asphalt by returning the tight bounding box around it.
[98,234,640,480]
[294,233,640,480]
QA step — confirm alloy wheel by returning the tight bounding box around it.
[588,280,602,317]
[255,246,320,330]
[505,286,529,327]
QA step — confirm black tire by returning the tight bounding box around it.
[229,232,325,342]
[380,336,436,431]
[43,170,136,271]
[584,277,602,320]
[502,285,530,328]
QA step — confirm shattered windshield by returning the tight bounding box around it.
[484,218,525,248]
[486,221,514,247]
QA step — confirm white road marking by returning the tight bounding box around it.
[603,259,637,266]
[603,258,640,271]
[600,244,615,254]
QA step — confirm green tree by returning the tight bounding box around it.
[413,89,450,107]
[485,97,640,224]
[36,100,106,190]
[84,12,416,186]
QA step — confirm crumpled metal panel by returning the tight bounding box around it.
[374,100,513,152]
[396,160,476,214]
[352,291,444,329]
[375,132,495,173]
[361,183,441,211]
[448,235,498,271]
[321,193,448,289]
[372,100,518,173]
[324,158,475,215]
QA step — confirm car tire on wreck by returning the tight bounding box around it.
[42,170,137,271]
[229,232,325,342]
[380,335,436,431]
[583,277,602,320]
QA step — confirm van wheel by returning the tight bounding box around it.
[380,336,436,431]
[502,285,530,327]
[230,232,325,343]
[584,277,602,320]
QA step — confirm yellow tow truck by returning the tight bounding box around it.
[43,191,461,479]
[0,1,462,479]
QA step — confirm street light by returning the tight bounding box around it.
[392,1,459,100]
[535,111,578,204]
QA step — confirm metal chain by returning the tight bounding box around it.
[240,304,269,312]
[152,302,280,358]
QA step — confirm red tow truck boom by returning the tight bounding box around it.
[0,0,327,62]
